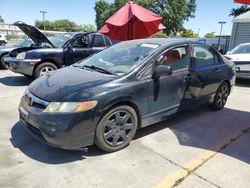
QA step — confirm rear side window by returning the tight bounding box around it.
[93,35,105,47]
[156,45,190,71]
[193,45,215,66]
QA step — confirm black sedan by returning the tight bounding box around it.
[19,39,236,152]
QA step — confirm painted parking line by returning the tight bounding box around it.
[155,124,250,188]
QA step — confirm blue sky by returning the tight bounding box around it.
[0,0,241,37]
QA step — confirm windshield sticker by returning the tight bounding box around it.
[140,43,159,49]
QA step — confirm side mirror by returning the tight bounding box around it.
[152,65,172,80]
[226,51,231,55]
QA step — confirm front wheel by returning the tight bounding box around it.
[34,62,57,79]
[0,55,8,69]
[209,82,230,111]
[95,105,138,152]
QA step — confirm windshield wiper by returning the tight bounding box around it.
[83,65,114,75]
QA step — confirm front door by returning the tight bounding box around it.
[64,34,91,65]
[146,45,192,125]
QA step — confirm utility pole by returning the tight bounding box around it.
[218,21,226,49]
[40,10,47,34]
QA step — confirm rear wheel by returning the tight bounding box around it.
[34,62,57,79]
[95,105,138,152]
[209,82,230,111]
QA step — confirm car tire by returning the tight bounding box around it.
[95,105,138,152]
[0,54,7,69]
[209,82,230,111]
[34,62,57,79]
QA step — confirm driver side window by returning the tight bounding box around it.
[72,35,88,48]
[156,45,190,71]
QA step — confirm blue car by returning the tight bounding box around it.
[5,21,113,79]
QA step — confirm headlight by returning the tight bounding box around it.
[16,52,26,60]
[43,101,97,113]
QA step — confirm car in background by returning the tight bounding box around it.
[225,43,250,79]
[5,21,113,79]
[18,39,235,152]
[0,33,7,46]
[0,38,32,69]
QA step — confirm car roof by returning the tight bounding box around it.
[115,38,201,47]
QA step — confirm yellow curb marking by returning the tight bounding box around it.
[155,125,250,188]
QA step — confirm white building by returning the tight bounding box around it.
[0,23,64,39]
[229,11,250,50]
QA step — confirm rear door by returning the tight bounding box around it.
[90,34,109,54]
[189,44,226,100]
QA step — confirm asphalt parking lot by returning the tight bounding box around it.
[0,70,249,188]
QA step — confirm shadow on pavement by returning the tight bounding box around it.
[236,78,250,87]
[10,122,106,164]
[135,105,250,164]
[0,75,33,86]
[10,105,250,165]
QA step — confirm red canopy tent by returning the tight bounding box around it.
[99,1,165,41]
[235,0,250,4]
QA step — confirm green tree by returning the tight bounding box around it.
[180,29,198,38]
[94,0,113,30]
[34,19,95,32]
[73,24,96,31]
[204,32,215,38]
[229,5,250,18]
[0,15,4,23]
[152,0,196,36]
[95,0,196,36]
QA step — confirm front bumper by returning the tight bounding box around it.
[4,57,40,76]
[19,91,100,151]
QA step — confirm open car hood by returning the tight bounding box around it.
[13,21,55,48]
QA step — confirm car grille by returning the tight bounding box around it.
[25,90,49,109]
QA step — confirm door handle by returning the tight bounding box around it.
[213,68,222,73]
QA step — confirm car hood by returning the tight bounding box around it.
[28,66,117,102]
[224,54,250,62]
[13,21,55,48]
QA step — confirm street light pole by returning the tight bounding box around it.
[39,11,47,34]
[218,21,226,49]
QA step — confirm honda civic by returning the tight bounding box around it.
[19,38,236,152]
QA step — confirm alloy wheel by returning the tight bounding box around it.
[216,84,229,107]
[40,66,54,76]
[103,110,134,146]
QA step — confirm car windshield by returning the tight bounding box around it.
[49,33,74,48]
[77,42,160,75]
[230,44,250,54]
[15,38,31,47]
